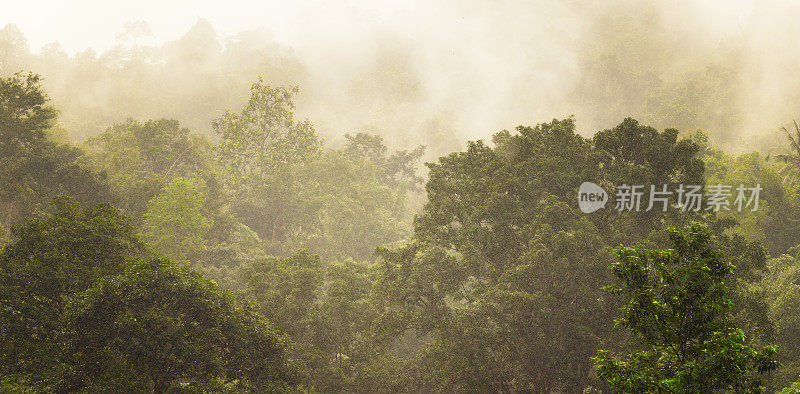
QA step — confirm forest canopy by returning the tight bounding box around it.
[3,5,800,391]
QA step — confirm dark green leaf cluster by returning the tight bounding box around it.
[595,224,779,392]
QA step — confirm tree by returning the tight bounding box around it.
[704,147,800,256]
[62,258,300,392]
[343,132,425,191]
[591,117,705,234]
[84,117,263,279]
[312,259,391,392]
[594,224,779,392]
[213,80,321,242]
[372,118,767,391]
[0,195,144,388]
[212,80,422,260]
[240,250,323,339]
[593,118,704,187]
[141,177,213,265]
[760,253,800,388]
[775,120,800,185]
[240,250,405,392]
[0,73,113,237]
[83,118,214,221]
[287,149,413,261]
[373,118,625,391]
[0,196,299,392]
[0,25,31,74]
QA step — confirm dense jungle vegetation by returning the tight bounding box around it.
[4,3,800,389]
[2,69,800,392]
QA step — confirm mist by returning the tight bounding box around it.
[6,1,800,391]
[2,0,799,157]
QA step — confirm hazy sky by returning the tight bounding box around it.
[1,0,451,54]
[1,0,755,55]
[3,0,797,153]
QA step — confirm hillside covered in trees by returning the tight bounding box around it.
[2,69,800,392]
[3,2,800,392]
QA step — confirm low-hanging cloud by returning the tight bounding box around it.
[1,0,799,157]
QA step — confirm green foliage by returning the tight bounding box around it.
[288,150,412,261]
[0,196,144,387]
[63,258,299,392]
[212,81,416,260]
[775,120,800,185]
[374,118,633,391]
[240,250,323,338]
[7,67,800,392]
[0,197,298,392]
[761,253,800,387]
[343,132,425,191]
[779,379,800,393]
[214,81,320,242]
[83,117,271,285]
[703,145,800,256]
[371,117,780,392]
[594,224,779,392]
[0,73,114,237]
[239,251,406,392]
[141,177,213,265]
[0,72,55,144]
[84,118,215,221]
[591,118,705,236]
[213,81,320,179]
[593,118,704,186]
